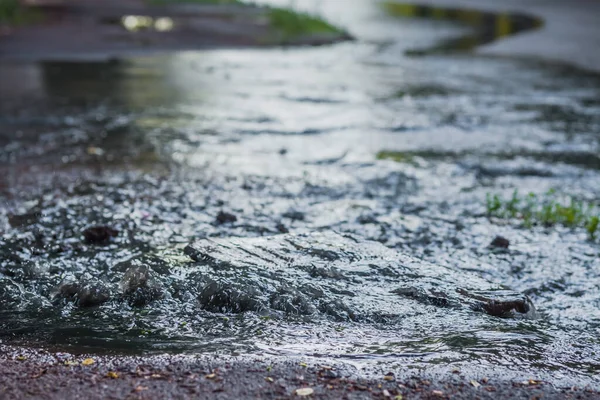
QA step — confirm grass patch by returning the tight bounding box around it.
[146,0,344,42]
[376,151,416,164]
[0,0,40,26]
[147,0,243,5]
[485,189,600,240]
[267,7,342,41]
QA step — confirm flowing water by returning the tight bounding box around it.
[1,0,600,388]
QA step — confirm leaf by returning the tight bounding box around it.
[265,377,274,382]
[394,395,403,400]
[106,371,119,379]
[81,358,95,366]
[16,355,27,361]
[299,362,308,368]
[64,361,78,366]
[295,387,314,396]
[205,373,216,379]
[470,380,480,388]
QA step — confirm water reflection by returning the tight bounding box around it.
[121,15,174,32]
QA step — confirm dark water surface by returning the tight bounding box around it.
[1,0,600,388]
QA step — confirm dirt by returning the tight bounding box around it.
[0,346,598,399]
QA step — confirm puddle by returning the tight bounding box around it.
[1,0,600,389]
[383,2,543,54]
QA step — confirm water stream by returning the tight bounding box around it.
[1,0,599,388]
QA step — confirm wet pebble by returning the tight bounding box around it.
[82,226,119,245]
[198,280,263,313]
[8,211,41,228]
[56,278,111,307]
[276,223,289,233]
[357,214,378,225]
[77,283,111,307]
[120,266,163,307]
[489,236,510,249]
[215,211,237,225]
[282,210,305,221]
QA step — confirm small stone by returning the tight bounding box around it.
[276,223,289,233]
[216,211,237,224]
[489,236,510,249]
[83,226,118,245]
[77,283,111,307]
[357,214,378,225]
[282,210,305,221]
[120,266,163,307]
[295,387,314,396]
[56,278,111,308]
[320,369,338,379]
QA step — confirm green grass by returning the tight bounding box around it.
[267,7,342,41]
[148,0,243,5]
[485,189,600,240]
[376,150,416,164]
[0,0,40,26]
[146,0,344,41]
